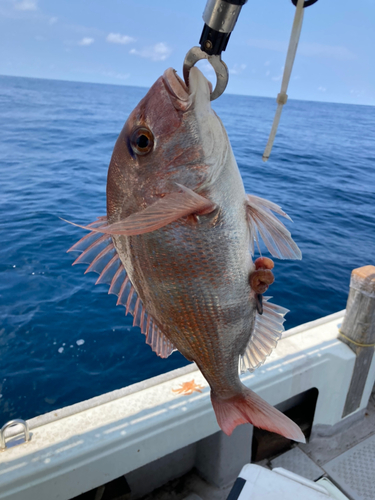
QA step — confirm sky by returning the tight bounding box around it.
[0,0,374,105]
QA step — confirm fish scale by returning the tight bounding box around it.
[112,164,254,396]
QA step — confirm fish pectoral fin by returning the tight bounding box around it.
[63,186,215,236]
[240,297,289,373]
[246,194,302,260]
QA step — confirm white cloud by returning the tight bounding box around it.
[49,16,57,25]
[264,61,270,66]
[107,33,135,45]
[318,86,327,92]
[14,0,37,10]
[130,42,171,62]
[248,38,355,61]
[79,37,94,46]
[265,70,270,77]
[229,63,246,75]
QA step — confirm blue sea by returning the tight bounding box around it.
[1,75,374,423]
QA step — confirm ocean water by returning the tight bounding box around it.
[1,75,374,423]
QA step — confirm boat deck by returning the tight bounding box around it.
[2,308,374,500]
[135,386,375,500]
[71,383,375,500]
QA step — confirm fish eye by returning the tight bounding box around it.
[130,127,154,156]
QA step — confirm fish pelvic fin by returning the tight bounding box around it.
[211,387,305,443]
[67,217,177,359]
[63,186,215,236]
[246,194,302,260]
[240,297,288,373]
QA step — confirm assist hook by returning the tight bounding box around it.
[183,0,248,101]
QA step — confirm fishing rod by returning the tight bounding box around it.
[183,0,319,158]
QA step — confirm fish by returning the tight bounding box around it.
[67,66,304,443]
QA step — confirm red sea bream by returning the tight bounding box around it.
[68,67,305,442]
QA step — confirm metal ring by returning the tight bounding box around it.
[183,46,229,101]
[0,419,31,451]
[291,0,319,7]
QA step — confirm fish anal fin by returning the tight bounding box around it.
[246,194,302,260]
[240,297,288,373]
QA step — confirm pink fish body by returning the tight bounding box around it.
[69,67,304,442]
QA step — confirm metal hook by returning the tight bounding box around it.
[183,46,229,101]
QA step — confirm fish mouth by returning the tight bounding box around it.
[163,68,190,105]
[163,67,212,111]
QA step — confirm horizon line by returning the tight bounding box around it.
[0,72,373,108]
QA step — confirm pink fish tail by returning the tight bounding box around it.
[210,387,305,443]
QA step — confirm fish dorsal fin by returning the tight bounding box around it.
[68,219,176,359]
[240,297,289,373]
[137,309,177,359]
[246,194,302,260]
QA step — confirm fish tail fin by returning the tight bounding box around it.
[210,386,305,443]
